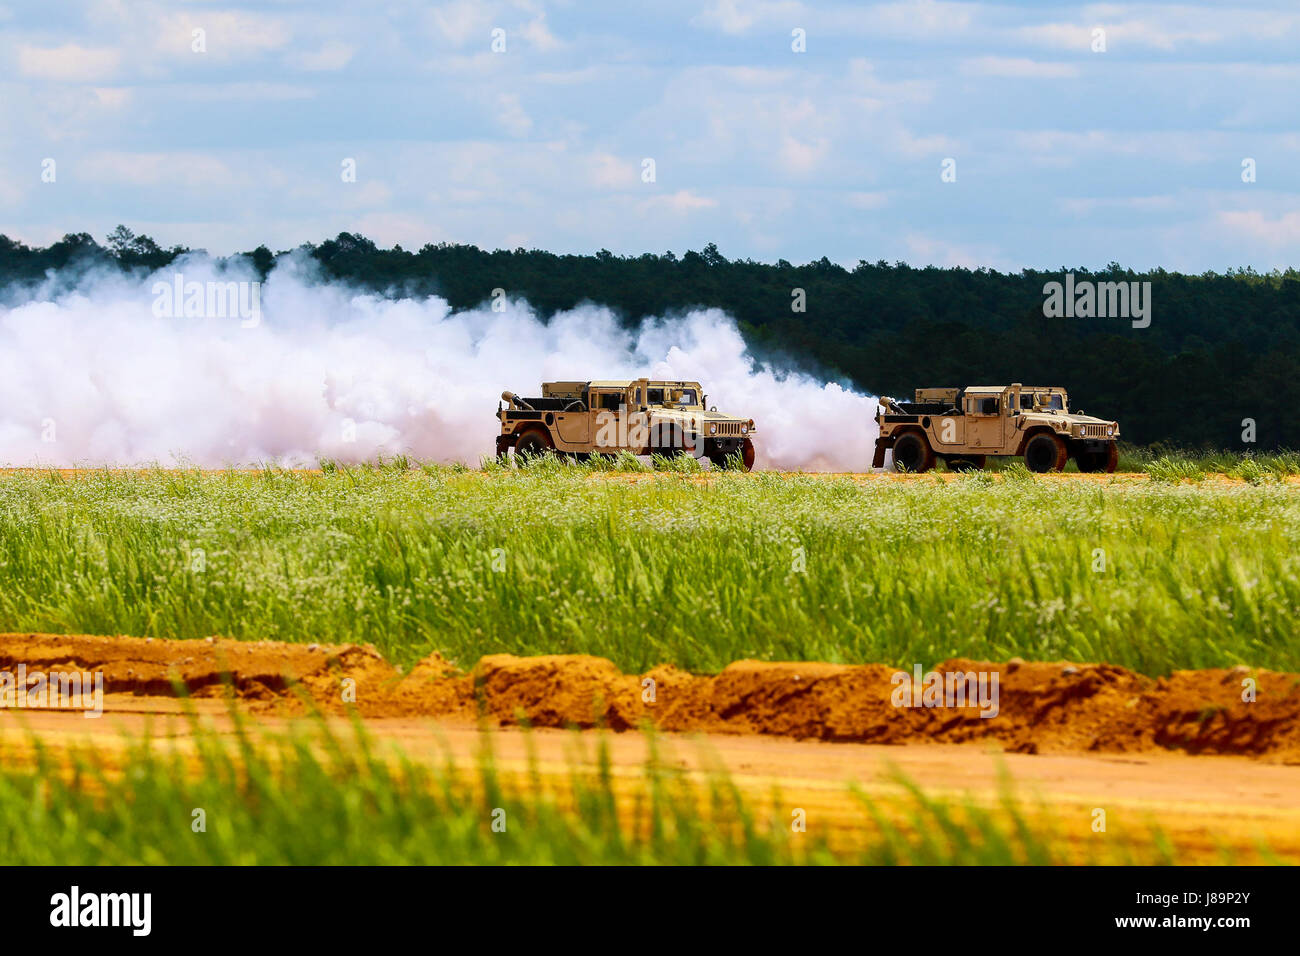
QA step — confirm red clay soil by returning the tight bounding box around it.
[2,633,1297,760]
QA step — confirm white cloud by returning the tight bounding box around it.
[961,57,1080,79]
[1217,210,1300,245]
[779,134,829,174]
[90,87,131,110]
[81,151,239,188]
[159,83,316,103]
[905,234,1005,269]
[495,93,533,137]
[289,41,354,71]
[0,164,24,207]
[17,44,121,82]
[342,181,393,208]
[851,0,977,39]
[1060,195,1178,216]
[1022,7,1300,53]
[588,153,636,189]
[1017,22,1094,51]
[694,0,805,35]
[1013,130,1146,158]
[890,127,956,159]
[847,59,935,107]
[152,11,292,60]
[846,191,890,210]
[520,14,562,52]
[640,190,719,214]
[429,0,495,47]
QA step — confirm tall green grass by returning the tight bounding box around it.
[0,464,1297,674]
[0,715,1175,865]
[1119,444,1300,480]
[962,443,1300,477]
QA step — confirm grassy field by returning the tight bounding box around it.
[1,460,1297,675]
[0,715,1179,865]
[966,443,1300,478]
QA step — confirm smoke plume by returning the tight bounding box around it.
[0,254,878,470]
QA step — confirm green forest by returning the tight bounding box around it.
[2,228,1297,448]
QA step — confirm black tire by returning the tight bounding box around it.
[654,427,698,459]
[708,438,755,472]
[1024,433,1066,473]
[514,429,553,460]
[892,432,935,473]
[1074,448,1103,473]
[944,455,986,473]
[1076,443,1118,474]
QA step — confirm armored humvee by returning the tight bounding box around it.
[496,379,757,470]
[873,384,1119,473]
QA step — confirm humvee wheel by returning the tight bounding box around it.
[1024,433,1067,473]
[514,428,553,461]
[708,446,752,471]
[1076,443,1118,474]
[656,427,708,463]
[892,432,935,473]
[944,455,986,472]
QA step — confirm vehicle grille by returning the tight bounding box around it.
[712,421,743,436]
[1081,424,1110,438]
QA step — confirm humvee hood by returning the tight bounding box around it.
[651,409,746,422]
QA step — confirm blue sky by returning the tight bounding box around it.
[3,0,1299,271]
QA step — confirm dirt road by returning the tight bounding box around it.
[4,697,1298,863]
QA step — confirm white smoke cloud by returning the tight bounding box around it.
[0,254,878,470]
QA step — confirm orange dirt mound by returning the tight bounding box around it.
[2,634,1297,759]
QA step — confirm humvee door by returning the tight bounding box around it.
[964,392,1005,448]
[554,388,591,445]
[589,386,627,451]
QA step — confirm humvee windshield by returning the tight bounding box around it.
[646,386,700,407]
[1021,392,1065,411]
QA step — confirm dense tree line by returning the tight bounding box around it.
[2,228,1297,448]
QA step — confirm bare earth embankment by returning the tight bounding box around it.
[4,633,1298,863]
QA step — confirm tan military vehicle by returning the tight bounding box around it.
[873,384,1120,473]
[497,378,757,470]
